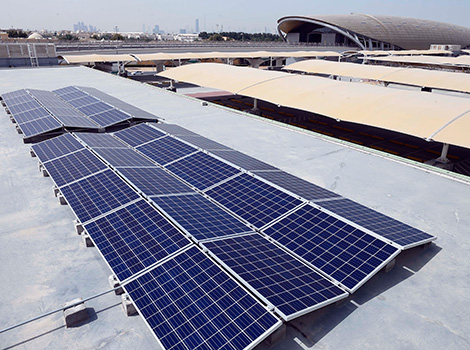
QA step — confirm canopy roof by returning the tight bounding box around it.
[59,53,137,63]
[364,55,470,67]
[284,59,470,93]
[158,62,470,149]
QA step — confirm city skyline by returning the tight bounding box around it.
[1,0,469,33]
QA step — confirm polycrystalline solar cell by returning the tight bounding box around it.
[89,109,130,127]
[93,148,155,167]
[65,96,99,108]
[206,173,303,229]
[77,102,113,116]
[8,101,42,114]
[12,108,51,124]
[262,205,399,292]
[53,86,78,96]
[166,152,241,190]
[76,132,127,148]
[211,150,278,171]
[2,90,33,106]
[114,123,166,147]
[203,234,348,320]
[84,199,191,281]
[60,169,140,223]
[151,194,252,241]
[18,116,63,138]
[153,123,200,136]
[2,89,30,101]
[32,133,84,163]
[253,170,340,201]
[42,148,108,187]
[318,198,435,248]
[177,135,231,150]
[54,114,99,129]
[137,136,197,166]
[125,246,281,350]
[118,167,194,196]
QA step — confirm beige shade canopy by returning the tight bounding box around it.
[59,54,137,63]
[158,62,470,149]
[360,50,453,56]
[363,55,470,67]
[284,59,470,93]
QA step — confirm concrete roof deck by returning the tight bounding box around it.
[0,66,469,349]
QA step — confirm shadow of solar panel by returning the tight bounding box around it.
[42,148,108,187]
[76,133,128,148]
[89,109,130,127]
[151,194,252,241]
[18,117,63,138]
[93,148,155,167]
[153,123,200,136]
[211,150,278,171]
[262,205,399,292]
[125,246,281,350]
[137,136,197,166]
[253,170,340,201]
[32,133,84,163]
[206,173,303,228]
[118,167,195,196]
[114,123,166,147]
[60,169,140,223]
[203,234,348,320]
[177,135,231,150]
[84,200,191,281]
[166,152,241,190]
[319,198,435,248]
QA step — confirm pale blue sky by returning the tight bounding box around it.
[1,0,469,33]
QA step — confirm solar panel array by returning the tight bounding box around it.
[26,118,435,349]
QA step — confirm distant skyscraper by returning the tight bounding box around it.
[179,29,187,34]
[153,25,160,34]
[195,19,199,33]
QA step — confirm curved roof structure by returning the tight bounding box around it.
[277,14,470,50]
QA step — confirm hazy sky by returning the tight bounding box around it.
[1,0,469,33]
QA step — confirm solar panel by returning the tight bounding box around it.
[17,116,63,138]
[84,199,191,281]
[8,101,42,114]
[253,170,340,201]
[262,204,400,292]
[206,173,303,229]
[177,135,231,150]
[114,123,166,147]
[203,234,348,320]
[166,152,241,190]
[65,96,99,108]
[211,150,278,171]
[77,102,113,116]
[53,114,99,129]
[318,198,435,248]
[53,86,79,96]
[2,90,33,106]
[11,107,51,124]
[93,148,155,167]
[60,169,141,224]
[137,136,197,166]
[89,109,130,127]
[151,194,252,241]
[117,167,195,196]
[32,133,85,163]
[153,123,200,136]
[124,246,281,350]
[76,133,127,148]
[42,149,108,187]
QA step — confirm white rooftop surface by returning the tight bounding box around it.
[0,66,470,350]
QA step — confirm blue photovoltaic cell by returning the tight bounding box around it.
[54,114,99,129]
[89,109,130,127]
[53,86,79,96]
[60,169,140,223]
[151,194,252,241]
[253,170,340,201]
[262,205,399,291]
[211,150,278,171]
[137,136,197,166]
[77,102,113,116]
[318,198,435,248]
[114,123,165,147]
[153,123,200,136]
[125,246,281,350]
[93,148,155,167]
[204,234,347,319]
[118,167,195,196]
[206,173,303,228]
[76,133,127,148]
[65,96,99,108]
[32,133,84,163]
[177,135,231,150]
[166,152,241,190]
[12,108,51,124]
[84,200,190,281]
[18,116,63,138]
[42,148,108,187]
[8,101,42,114]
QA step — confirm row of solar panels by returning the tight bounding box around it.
[0,86,159,141]
[29,121,435,349]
